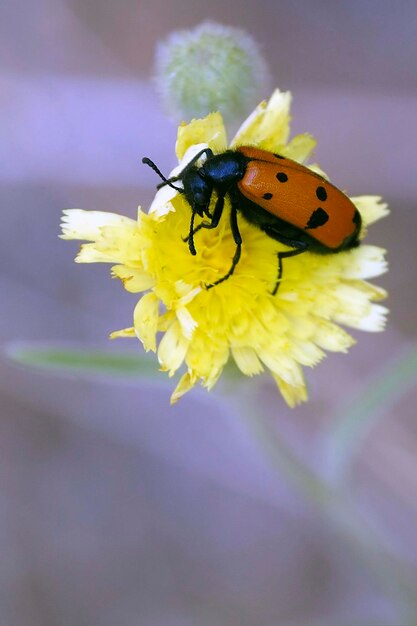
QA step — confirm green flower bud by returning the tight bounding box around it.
[155,21,271,124]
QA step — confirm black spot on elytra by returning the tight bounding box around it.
[263,192,273,200]
[276,172,288,183]
[305,207,329,230]
[316,186,327,201]
[353,210,361,224]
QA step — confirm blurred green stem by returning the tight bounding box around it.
[240,401,417,621]
[325,343,417,482]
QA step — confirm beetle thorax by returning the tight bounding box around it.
[200,151,247,192]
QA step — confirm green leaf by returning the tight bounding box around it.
[5,342,161,379]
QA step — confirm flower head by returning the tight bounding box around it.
[61,90,388,406]
[155,21,271,124]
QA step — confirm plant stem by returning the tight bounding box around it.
[325,343,417,482]
[240,403,417,622]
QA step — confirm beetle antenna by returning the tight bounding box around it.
[142,157,183,192]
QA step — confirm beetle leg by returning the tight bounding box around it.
[198,192,225,230]
[229,199,242,246]
[183,191,225,244]
[274,248,306,295]
[187,209,198,255]
[206,198,242,289]
[262,226,308,295]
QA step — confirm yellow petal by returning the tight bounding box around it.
[75,243,117,264]
[110,327,136,339]
[351,303,388,332]
[231,89,291,151]
[203,363,225,391]
[332,283,388,331]
[60,209,135,241]
[175,282,202,304]
[111,265,155,292]
[288,339,325,367]
[345,280,387,303]
[282,133,317,163]
[350,196,389,227]
[176,306,197,340]
[134,293,160,352]
[176,112,227,160]
[148,185,178,217]
[272,371,308,408]
[340,245,388,280]
[231,346,264,376]
[186,339,230,390]
[307,163,329,180]
[170,370,198,404]
[261,350,305,388]
[158,320,189,375]
[312,320,355,352]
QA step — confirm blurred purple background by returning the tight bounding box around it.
[1,1,417,624]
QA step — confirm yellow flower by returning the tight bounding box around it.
[61,90,388,406]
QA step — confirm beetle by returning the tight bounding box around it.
[142,146,361,294]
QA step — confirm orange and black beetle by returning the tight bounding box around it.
[142,146,361,293]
